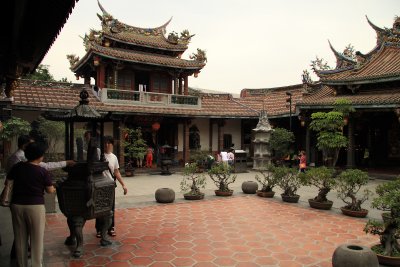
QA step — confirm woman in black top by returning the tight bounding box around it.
[7,142,55,267]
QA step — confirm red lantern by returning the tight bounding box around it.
[152,122,160,131]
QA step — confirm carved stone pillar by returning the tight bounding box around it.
[217,119,225,151]
[174,77,179,95]
[179,77,183,95]
[346,117,355,168]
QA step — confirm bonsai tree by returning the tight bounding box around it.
[269,127,295,166]
[299,166,336,203]
[189,150,209,171]
[180,162,207,199]
[335,169,372,212]
[123,127,147,168]
[208,164,237,193]
[255,164,279,193]
[274,166,302,197]
[36,116,65,161]
[364,178,400,257]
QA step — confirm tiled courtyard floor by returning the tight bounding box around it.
[43,195,378,267]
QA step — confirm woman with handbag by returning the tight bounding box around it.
[6,142,55,267]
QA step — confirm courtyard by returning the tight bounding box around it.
[0,170,388,266]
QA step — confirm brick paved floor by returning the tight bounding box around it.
[43,195,378,267]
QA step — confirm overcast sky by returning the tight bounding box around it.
[42,0,398,94]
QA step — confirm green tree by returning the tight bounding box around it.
[0,117,31,141]
[269,127,295,163]
[309,111,347,167]
[23,64,55,81]
[36,117,65,160]
[123,127,147,167]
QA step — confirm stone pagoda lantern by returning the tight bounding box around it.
[252,110,274,169]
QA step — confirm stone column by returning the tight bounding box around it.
[218,120,224,151]
[179,77,183,95]
[184,76,188,95]
[183,120,190,163]
[346,117,355,168]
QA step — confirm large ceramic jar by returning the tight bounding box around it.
[155,188,175,203]
[241,181,258,194]
[332,244,378,267]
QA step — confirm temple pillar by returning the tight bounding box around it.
[113,120,122,166]
[183,120,190,164]
[174,77,179,95]
[346,117,355,168]
[217,119,225,151]
[97,65,106,88]
[178,77,183,95]
[305,125,311,164]
[209,119,213,152]
[184,76,188,95]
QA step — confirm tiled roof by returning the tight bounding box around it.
[73,44,204,71]
[103,31,187,51]
[318,45,400,84]
[299,85,400,107]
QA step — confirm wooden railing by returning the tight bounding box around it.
[99,88,201,108]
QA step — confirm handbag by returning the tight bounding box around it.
[0,180,13,207]
[299,163,306,169]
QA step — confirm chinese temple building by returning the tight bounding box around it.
[298,16,400,169]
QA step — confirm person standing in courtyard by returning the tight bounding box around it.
[299,150,307,173]
[96,136,128,238]
[7,142,55,267]
[146,146,154,168]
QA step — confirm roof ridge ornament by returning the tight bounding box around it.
[328,40,357,69]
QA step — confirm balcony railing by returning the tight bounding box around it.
[99,88,201,109]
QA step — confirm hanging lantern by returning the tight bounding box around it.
[93,56,100,66]
[104,39,110,47]
[152,122,160,131]
[343,117,349,126]
[194,71,199,78]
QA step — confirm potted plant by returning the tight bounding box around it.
[254,164,279,197]
[180,162,206,200]
[364,178,400,266]
[335,169,373,217]
[299,166,336,209]
[274,166,302,203]
[208,164,237,196]
[189,150,210,172]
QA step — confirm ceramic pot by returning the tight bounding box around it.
[155,188,175,203]
[340,207,369,218]
[332,244,378,267]
[281,194,300,203]
[215,190,233,197]
[184,193,205,200]
[308,199,333,210]
[256,190,275,198]
[241,181,258,194]
[372,244,400,266]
